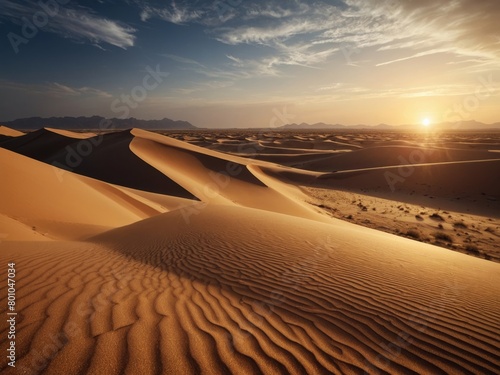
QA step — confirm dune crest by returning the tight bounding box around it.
[130,130,331,222]
[0,126,24,137]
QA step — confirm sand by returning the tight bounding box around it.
[0,126,24,137]
[1,126,499,374]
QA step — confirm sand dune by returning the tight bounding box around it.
[314,160,500,216]
[0,213,52,241]
[291,145,500,172]
[1,205,499,374]
[0,148,178,240]
[43,128,97,139]
[130,131,330,222]
[1,128,499,374]
[0,126,24,137]
[0,128,81,160]
[0,128,196,197]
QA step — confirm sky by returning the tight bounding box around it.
[0,0,499,128]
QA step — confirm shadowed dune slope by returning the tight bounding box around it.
[315,160,500,216]
[0,128,196,197]
[0,128,81,160]
[208,142,347,155]
[0,148,179,239]
[44,130,197,198]
[294,145,500,172]
[130,129,331,222]
[1,205,499,374]
[257,158,500,217]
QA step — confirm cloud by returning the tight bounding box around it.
[1,1,136,49]
[170,80,234,95]
[163,54,206,68]
[47,82,113,98]
[215,20,323,45]
[350,0,500,61]
[376,49,450,67]
[210,0,500,70]
[226,55,242,64]
[163,53,280,80]
[71,85,113,98]
[313,82,491,101]
[139,0,500,92]
[138,1,203,24]
[0,80,112,98]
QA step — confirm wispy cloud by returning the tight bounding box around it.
[357,0,500,63]
[163,54,206,68]
[1,1,136,49]
[139,1,203,24]
[163,53,280,80]
[376,49,450,67]
[45,82,113,98]
[313,82,492,100]
[0,80,112,98]
[171,80,234,95]
[210,0,500,71]
[126,0,500,112]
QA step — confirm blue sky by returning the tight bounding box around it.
[0,0,499,127]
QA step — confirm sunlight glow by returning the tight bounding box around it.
[422,118,431,127]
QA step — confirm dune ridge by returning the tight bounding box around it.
[129,133,330,222]
[0,126,24,137]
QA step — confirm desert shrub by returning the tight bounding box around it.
[453,221,468,229]
[429,213,444,221]
[415,214,423,221]
[434,232,453,243]
[465,244,480,255]
[438,224,444,229]
[406,230,420,239]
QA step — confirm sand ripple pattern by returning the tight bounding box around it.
[1,206,499,375]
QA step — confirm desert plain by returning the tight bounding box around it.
[0,126,499,374]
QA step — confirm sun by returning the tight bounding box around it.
[422,118,431,127]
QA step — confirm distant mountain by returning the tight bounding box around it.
[280,122,346,130]
[1,116,197,130]
[278,121,500,130]
[433,120,500,131]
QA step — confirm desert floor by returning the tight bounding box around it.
[1,126,499,374]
